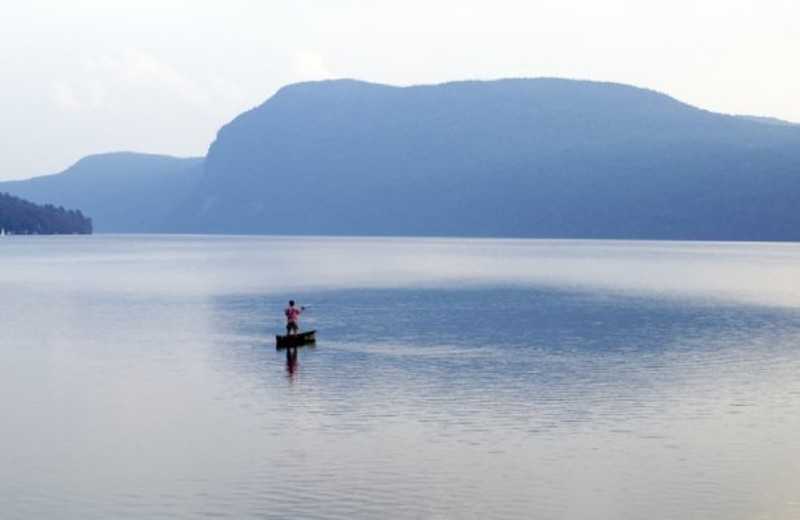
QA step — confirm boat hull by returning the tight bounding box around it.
[276,330,317,349]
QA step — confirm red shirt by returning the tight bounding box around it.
[285,306,302,323]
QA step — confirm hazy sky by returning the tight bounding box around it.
[2,0,798,181]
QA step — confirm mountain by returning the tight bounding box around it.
[737,115,798,126]
[0,153,203,233]
[3,78,800,240]
[167,78,800,240]
[0,191,91,234]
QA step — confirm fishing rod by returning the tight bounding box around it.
[296,295,335,310]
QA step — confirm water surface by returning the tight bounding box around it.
[2,235,800,519]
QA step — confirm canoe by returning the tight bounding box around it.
[276,330,317,349]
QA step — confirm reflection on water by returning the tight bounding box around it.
[2,236,800,519]
[285,347,299,378]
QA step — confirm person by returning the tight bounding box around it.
[284,300,305,336]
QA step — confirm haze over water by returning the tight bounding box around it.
[2,235,800,519]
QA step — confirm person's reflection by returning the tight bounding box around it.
[286,347,298,378]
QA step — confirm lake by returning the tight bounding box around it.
[2,235,800,519]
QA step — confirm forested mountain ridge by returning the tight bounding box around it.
[3,78,800,240]
[169,78,800,240]
[0,192,92,234]
[0,153,203,233]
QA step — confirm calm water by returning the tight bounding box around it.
[2,235,800,519]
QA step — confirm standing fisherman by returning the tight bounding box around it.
[284,300,305,336]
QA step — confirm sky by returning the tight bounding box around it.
[1,0,798,181]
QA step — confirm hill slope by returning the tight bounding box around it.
[0,153,203,232]
[168,78,800,240]
[3,79,799,239]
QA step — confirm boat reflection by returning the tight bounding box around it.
[285,347,298,378]
[280,341,316,380]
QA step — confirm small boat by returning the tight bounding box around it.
[276,330,317,349]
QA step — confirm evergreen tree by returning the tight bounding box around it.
[0,192,92,234]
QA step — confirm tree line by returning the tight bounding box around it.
[0,192,92,234]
